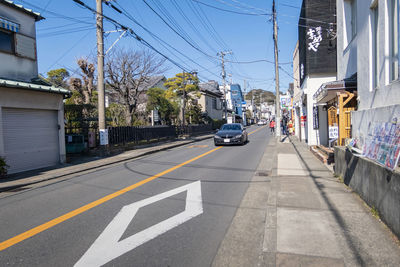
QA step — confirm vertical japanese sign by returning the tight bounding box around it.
[313,106,319,129]
[307,26,322,52]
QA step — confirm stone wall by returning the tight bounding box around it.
[334,147,400,238]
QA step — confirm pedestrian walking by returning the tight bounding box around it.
[269,120,275,133]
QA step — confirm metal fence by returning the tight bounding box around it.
[66,124,214,148]
[108,124,213,145]
[108,125,176,145]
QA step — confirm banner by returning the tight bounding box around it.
[362,120,400,170]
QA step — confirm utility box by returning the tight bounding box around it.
[65,134,85,153]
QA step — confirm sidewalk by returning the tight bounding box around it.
[213,135,400,266]
[0,134,214,193]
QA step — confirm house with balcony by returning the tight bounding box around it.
[0,0,70,174]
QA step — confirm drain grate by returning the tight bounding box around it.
[256,171,269,176]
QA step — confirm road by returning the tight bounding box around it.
[0,125,271,266]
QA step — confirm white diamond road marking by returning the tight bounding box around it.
[75,181,203,267]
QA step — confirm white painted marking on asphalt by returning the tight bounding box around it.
[74,181,203,267]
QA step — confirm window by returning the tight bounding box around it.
[371,4,379,89]
[0,30,14,53]
[212,97,217,109]
[390,0,399,81]
[351,0,357,39]
[344,0,357,46]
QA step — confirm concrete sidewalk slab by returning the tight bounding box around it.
[277,154,307,176]
[277,208,342,259]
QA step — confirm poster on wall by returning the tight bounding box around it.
[362,120,400,170]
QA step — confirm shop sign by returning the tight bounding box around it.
[313,106,319,129]
[301,115,307,127]
[329,126,339,139]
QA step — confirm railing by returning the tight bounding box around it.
[108,125,176,145]
[66,124,214,149]
[176,124,213,136]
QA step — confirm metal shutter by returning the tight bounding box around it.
[2,108,59,174]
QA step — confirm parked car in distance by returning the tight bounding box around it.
[214,123,248,146]
[257,119,267,126]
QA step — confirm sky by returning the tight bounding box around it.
[16,0,303,93]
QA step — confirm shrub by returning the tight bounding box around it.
[0,157,9,178]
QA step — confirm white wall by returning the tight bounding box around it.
[352,0,400,142]
[337,0,358,80]
[0,3,39,82]
[303,74,337,146]
[357,0,400,110]
[0,87,66,164]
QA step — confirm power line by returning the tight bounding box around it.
[190,0,271,16]
[142,0,217,59]
[109,1,221,81]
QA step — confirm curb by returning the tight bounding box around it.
[0,134,214,193]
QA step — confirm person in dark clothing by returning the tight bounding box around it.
[282,116,288,135]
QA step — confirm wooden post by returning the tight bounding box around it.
[338,94,345,146]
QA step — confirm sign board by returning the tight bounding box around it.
[313,106,319,129]
[99,129,109,145]
[153,109,160,122]
[301,115,307,127]
[329,126,339,139]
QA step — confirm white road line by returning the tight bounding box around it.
[75,181,203,267]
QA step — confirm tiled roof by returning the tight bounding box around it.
[1,0,44,21]
[199,81,222,96]
[0,78,71,97]
[137,76,166,91]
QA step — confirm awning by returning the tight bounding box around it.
[0,17,19,32]
[313,74,357,103]
[0,78,71,98]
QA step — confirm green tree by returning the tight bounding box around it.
[106,103,127,126]
[147,87,179,125]
[46,68,70,88]
[164,72,201,125]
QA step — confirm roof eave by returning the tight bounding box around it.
[1,0,45,21]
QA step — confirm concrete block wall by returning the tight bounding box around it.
[334,147,400,238]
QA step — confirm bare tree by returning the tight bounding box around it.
[105,48,166,125]
[68,58,96,105]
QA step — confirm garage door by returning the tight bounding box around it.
[2,108,59,174]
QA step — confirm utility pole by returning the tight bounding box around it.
[181,71,186,127]
[218,51,232,122]
[243,80,246,126]
[96,0,107,147]
[273,0,281,137]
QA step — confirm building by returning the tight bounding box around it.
[135,76,167,113]
[333,0,400,239]
[345,0,400,146]
[295,0,337,146]
[0,0,70,174]
[293,42,303,140]
[198,80,223,120]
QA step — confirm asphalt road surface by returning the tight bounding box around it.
[0,125,271,267]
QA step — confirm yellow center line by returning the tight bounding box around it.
[0,125,266,251]
[0,146,223,251]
